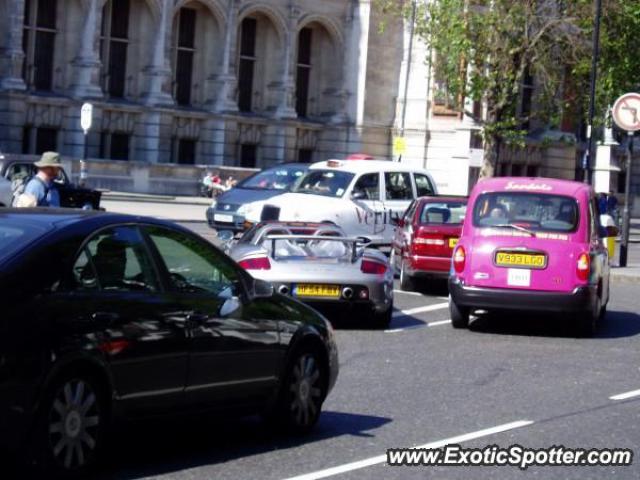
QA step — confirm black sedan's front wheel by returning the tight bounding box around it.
[31,372,108,478]
[275,347,327,434]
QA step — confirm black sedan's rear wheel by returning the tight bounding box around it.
[31,372,107,478]
[276,347,327,434]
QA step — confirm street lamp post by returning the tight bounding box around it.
[584,0,603,184]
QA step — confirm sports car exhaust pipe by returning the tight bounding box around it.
[342,287,354,299]
[278,285,290,295]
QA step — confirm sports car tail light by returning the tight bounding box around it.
[576,253,590,282]
[453,246,466,274]
[361,258,388,274]
[238,256,271,270]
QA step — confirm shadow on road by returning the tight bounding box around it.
[83,410,391,480]
[407,278,449,297]
[469,310,640,339]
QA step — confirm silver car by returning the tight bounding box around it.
[0,176,12,207]
[224,222,394,328]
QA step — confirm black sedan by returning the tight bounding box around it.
[0,210,338,477]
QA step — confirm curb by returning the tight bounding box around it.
[610,271,640,285]
[102,194,211,207]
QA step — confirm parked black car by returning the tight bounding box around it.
[0,159,102,209]
[0,210,338,477]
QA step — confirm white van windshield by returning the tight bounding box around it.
[291,170,355,198]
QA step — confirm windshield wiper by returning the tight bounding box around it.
[491,223,535,236]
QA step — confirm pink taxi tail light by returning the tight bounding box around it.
[239,256,271,270]
[576,253,590,282]
[453,246,466,274]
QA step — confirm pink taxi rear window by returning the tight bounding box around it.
[472,192,579,233]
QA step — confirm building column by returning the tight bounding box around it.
[142,0,173,107]
[0,0,27,91]
[342,0,370,127]
[208,0,239,114]
[274,6,298,120]
[68,0,103,99]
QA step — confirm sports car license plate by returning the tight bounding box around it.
[449,238,459,248]
[214,214,234,223]
[495,252,545,268]
[294,284,341,298]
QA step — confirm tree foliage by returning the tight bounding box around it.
[573,0,640,129]
[376,0,595,177]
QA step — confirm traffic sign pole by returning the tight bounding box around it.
[611,93,640,268]
[80,103,93,187]
[619,132,633,267]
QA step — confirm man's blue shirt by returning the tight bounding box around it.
[24,177,61,207]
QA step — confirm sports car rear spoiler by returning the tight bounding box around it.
[264,234,370,263]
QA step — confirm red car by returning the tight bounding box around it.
[391,196,468,290]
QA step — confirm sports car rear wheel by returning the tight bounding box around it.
[399,260,415,291]
[373,304,393,329]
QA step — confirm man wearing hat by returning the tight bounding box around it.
[24,151,62,207]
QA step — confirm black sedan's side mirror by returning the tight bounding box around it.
[251,278,274,299]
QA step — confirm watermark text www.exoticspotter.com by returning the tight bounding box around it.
[387,445,633,470]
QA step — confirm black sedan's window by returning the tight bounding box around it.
[146,227,240,297]
[80,227,158,292]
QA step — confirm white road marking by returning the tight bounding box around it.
[393,290,424,296]
[385,319,451,333]
[392,302,448,318]
[282,420,534,480]
[610,389,640,401]
[428,319,452,327]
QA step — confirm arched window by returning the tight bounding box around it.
[171,2,223,107]
[294,22,341,119]
[100,0,131,98]
[22,0,58,91]
[174,7,197,106]
[236,12,284,114]
[295,28,312,117]
[237,17,257,112]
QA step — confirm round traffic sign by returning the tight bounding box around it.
[80,102,93,132]
[612,93,640,132]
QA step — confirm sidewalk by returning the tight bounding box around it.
[610,219,640,285]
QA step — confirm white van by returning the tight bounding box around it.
[242,159,438,246]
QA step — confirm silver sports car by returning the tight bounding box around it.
[224,222,394,328]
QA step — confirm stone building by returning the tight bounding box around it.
[0,0,581,196]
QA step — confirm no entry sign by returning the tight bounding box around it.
[612,93,640,132]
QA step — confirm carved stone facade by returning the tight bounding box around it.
[0,0,381,170]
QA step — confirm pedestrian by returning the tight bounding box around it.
[598,192,608,215]
[607,190,619,226]
[24,151,62,207]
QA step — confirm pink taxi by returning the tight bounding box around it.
[449,177,615,336]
